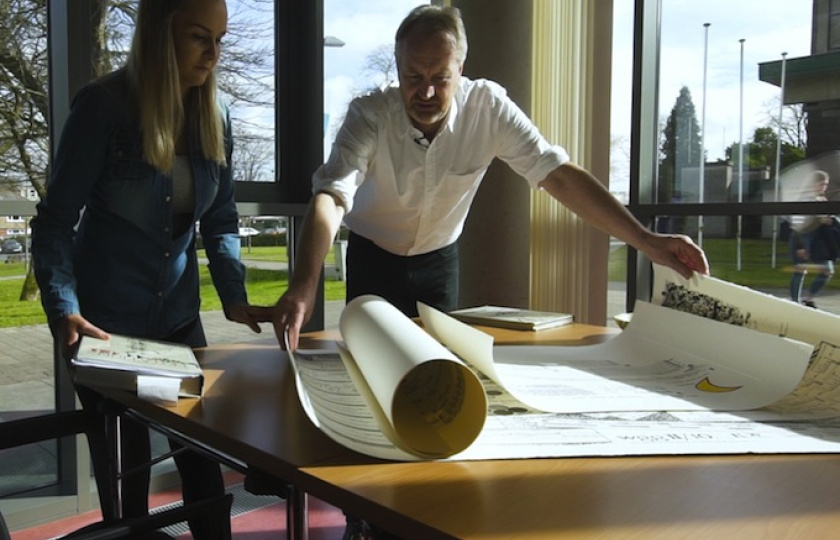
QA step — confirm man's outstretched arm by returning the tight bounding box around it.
[539,162,709,278]
[272,192,346,350]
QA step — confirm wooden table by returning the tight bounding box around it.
[303,447,840,539]
[93,324,840,540]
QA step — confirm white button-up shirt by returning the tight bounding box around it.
[313,77,570,256]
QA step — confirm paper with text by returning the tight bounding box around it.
[287,272,840,461]
[453,343,840,460]
[289,295,486,460]
[421,300,812,413]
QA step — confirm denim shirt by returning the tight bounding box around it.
[32,69,247,338]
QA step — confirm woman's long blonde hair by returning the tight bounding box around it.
[125,0,226,173]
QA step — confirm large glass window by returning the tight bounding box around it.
[5,0,837,530]
[322,0,422,160]
[0,0,59,503]
[620,0,840,318]
[223,0,275,184]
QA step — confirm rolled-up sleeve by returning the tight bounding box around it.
[312,95,379,213]
[493,87,570,189]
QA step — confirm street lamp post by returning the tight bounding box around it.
[324,35,345,48]
[291,35,346,278]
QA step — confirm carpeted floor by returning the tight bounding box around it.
[10,472,348,540]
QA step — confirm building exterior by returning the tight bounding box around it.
[759,0,840,157]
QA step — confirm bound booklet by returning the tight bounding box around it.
[71,334,204,398]
[447,305,573,331]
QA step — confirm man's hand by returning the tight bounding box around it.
[272,285,317,351]
[56,314,109,362]
[639,232,709,279]
[227,303,275,333]
[269,192,346,350]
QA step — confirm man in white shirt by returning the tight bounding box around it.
[272,4,709,352]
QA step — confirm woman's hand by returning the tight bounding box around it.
[56,314,109,361]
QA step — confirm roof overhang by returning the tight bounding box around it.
[758,51,840,104]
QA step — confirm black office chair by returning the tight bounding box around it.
[0,410,232,540]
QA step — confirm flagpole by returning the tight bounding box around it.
[737,38,745,271]
[771,52,788,269]
[699,23,710,248]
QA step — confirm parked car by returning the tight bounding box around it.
[237,227,260,237]
[1,239,23,254]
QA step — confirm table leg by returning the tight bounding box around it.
[286,485,309,540]
[102,406,123,520]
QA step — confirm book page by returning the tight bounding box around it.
[289,291,820,461]
[289,295,487,459]
[290,342,840,461]
[445,368,840,460]
[490,302,811,412]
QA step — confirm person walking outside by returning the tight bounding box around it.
[789,169,835,308]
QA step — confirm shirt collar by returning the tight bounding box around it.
[443,94,459,134]
[396,86,462,141]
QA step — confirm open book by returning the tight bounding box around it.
[289,280,840,461]
[72,334,204,401]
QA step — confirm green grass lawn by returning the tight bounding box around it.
[232,245,338,265]
[0,259,32,277]
[609,237,837,291]
[197,266,347,311]
[0,246,345,328]
[1,239,833,328]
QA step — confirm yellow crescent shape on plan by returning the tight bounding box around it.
[695,377,743,393]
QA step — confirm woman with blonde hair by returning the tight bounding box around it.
[32,0,270,537]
